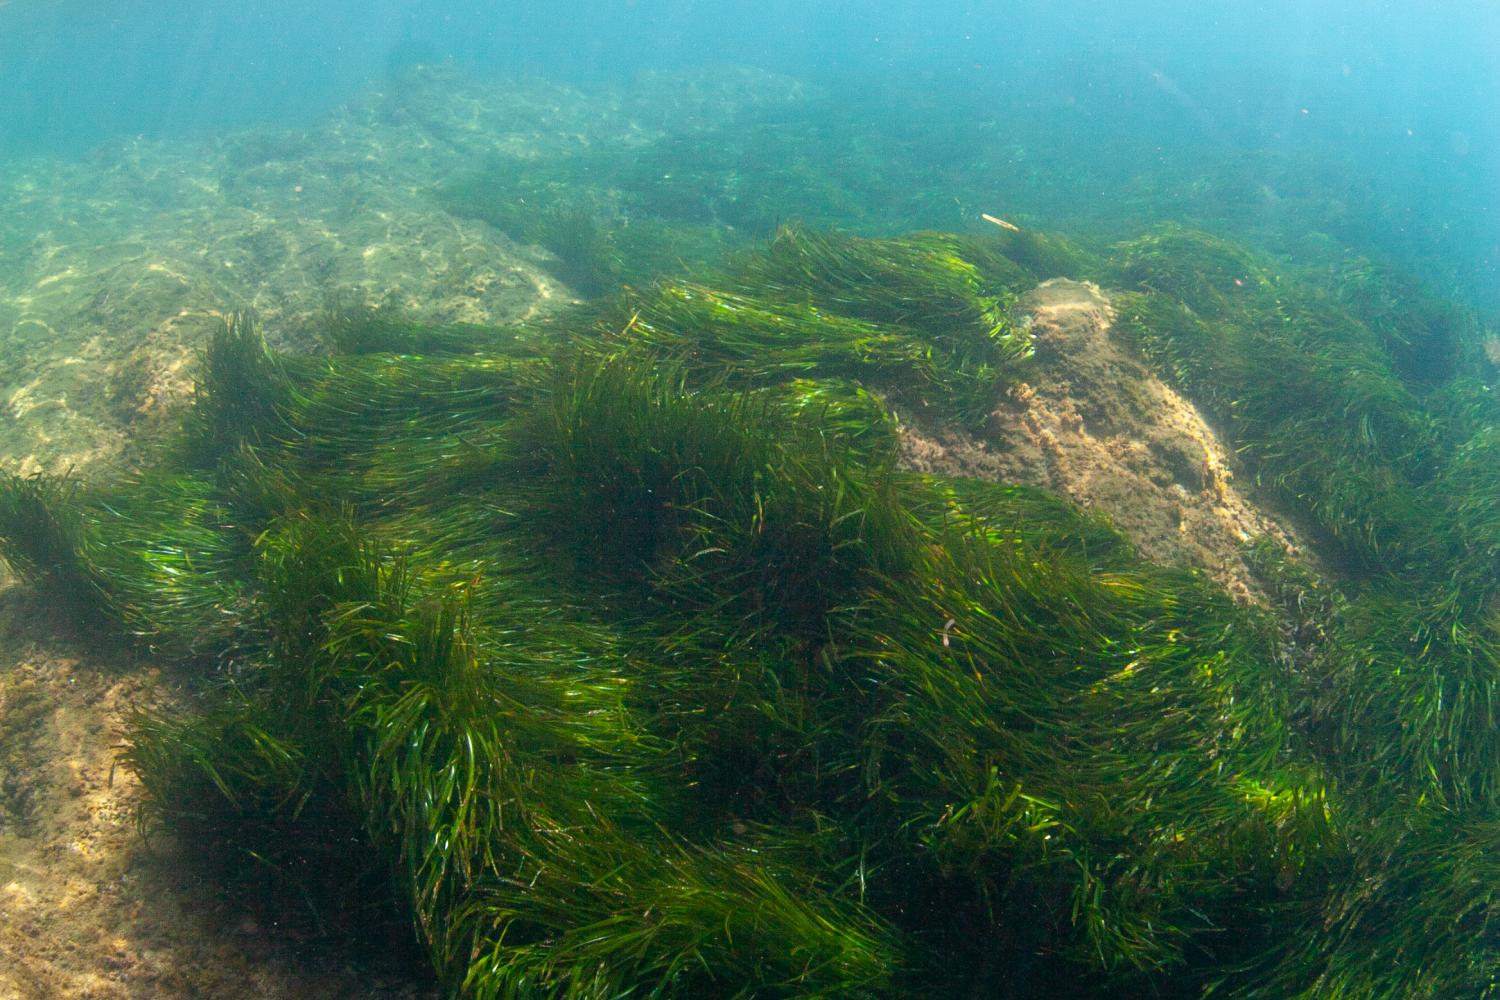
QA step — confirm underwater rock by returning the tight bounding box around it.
[900,277,1307,603]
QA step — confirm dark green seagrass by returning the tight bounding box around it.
[3,225,1498,999]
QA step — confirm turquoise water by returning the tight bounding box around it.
[1,1,1496,306]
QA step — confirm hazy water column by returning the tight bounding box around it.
[1,0,1493,303]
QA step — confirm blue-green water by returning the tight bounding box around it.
[0,1,1496,307]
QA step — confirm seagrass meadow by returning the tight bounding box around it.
[3,223,1499,998]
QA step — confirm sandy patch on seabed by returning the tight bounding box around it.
[900,278,1304,602]
[0,577,427,1000]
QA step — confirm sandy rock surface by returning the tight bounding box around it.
[900,278,1304,601]
[0,581,429,1000]
[0,74,565,478]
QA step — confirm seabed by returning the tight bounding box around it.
[1,66,1498,999]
